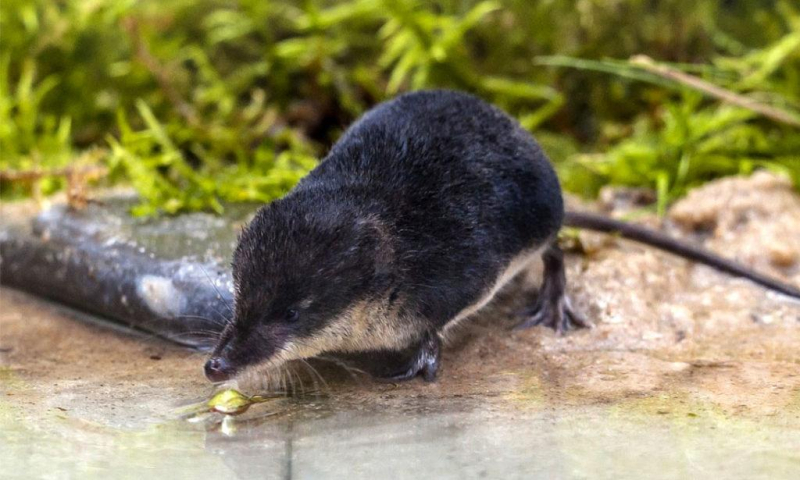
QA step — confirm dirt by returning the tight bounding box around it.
[0,292,208,427]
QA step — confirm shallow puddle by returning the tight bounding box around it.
[2,390,799,479]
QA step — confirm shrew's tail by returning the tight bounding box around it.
[564,210,800,300]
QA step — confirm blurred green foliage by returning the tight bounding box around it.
[1,0,799,214]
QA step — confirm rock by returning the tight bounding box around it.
[670,171,800,278]
[0,194,257,348]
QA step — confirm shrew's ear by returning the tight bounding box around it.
[357,214,395,277]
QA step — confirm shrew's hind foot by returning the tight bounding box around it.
[516,293,590,334]
[516,243,592,334]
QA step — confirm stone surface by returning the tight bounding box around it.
[0,194,253,347]
[2,173,800,479]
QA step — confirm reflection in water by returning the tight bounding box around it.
[205,416,292,479]
[3,390,800,479]
[194,401,800,480]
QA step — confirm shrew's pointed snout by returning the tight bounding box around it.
[204,356,234,383]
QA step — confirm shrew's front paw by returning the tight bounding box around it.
[383,331,441,382]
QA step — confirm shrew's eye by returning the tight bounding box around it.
[285,309,299,322]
